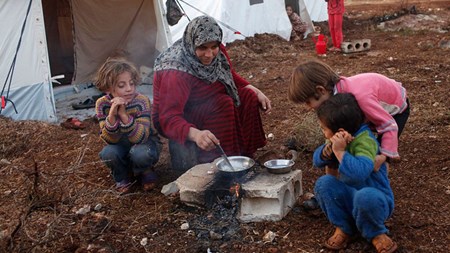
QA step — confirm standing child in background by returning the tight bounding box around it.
[95,58,162,194]
[313,93,398,253]
[288,59,410,169]
[286,4,308,41]
[325,0,345,51]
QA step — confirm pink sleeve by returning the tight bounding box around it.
[357,94,400,158]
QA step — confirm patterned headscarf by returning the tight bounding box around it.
[154,15,240,106]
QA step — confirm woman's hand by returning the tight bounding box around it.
[188,128,219,151]
[246,85,272,113]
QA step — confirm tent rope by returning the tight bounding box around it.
[177,0,247,37]
[0,0,33,114]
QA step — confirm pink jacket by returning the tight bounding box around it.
[335,73,408,158]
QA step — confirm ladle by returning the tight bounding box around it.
[216,143,235,171]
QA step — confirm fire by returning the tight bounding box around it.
[229,183,241,197]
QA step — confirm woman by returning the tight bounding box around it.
[152,15,271,171]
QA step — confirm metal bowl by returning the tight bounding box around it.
[216,156,255,173]
[264,159,295,174]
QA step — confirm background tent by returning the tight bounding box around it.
[0,0,56,122]
[304,0,328,22]
[0,0,170,122]
[169,0,324,44]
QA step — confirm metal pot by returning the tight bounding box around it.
[264,150,298,174]
[216,156,255,178]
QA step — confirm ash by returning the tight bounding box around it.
[188,194,242,251]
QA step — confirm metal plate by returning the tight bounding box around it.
[216,156,255,172]
[264,159,295,174]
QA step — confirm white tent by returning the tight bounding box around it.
[0,0,171,122]
[170,0,327,44]
[0,0,326,123]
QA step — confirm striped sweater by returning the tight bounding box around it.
[95,93,158,144]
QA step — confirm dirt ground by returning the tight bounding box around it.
[1,1,449,252]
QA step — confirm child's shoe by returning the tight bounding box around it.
[115,179,132,194]
[372,234,398,253]
[141,170,158,191]
[324,227,351,250]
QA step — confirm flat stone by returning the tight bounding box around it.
[175,161,217,207]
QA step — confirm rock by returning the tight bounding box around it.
[209,231,223,240]
[161,181,179,196]
[140,237,148,246]
[263,231,276,242]
[180,222,189,230]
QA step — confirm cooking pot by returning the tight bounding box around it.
[264,150,298,174]
[216,156,255,178]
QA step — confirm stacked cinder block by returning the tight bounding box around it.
[341,39,371,53]
[238,170,302,223]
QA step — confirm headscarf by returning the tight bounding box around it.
[154,15,240,106]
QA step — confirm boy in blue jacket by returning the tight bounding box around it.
[312,93,397,253]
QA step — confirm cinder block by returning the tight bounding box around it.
[341,39,371,53]
[238,170,302,223]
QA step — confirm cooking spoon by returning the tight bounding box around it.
[216,143,235,171]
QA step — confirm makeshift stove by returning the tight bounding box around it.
[168,158,303,223]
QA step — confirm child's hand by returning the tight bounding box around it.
[321,142,334,160]
[330,132,348,152]
[374,154,386,172]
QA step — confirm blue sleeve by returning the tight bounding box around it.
[313,144,330,168]
[338,152,374,184]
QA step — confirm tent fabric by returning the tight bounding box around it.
[71,0,169,85]
[169,0,326,44]
[170,0,292,44]
[0,0,56,122]
[304,0,328,22]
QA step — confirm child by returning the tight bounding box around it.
[288,59,410,169]
[313,93,397,253]
[325,0,345,51]
[95,58,162,193]
[286,4,308,41]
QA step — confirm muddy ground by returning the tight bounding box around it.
[1,1,449,252]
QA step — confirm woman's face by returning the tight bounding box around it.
[195,41,220,65]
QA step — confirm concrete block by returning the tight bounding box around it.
[238,169,302,223]
[341,39,371,53]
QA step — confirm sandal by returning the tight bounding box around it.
[141,171,158,191]
[60,117,86,130]
[116,179,132,194]
[372,234,398,253]
[324,227,351,250]
[72,98,96,110]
